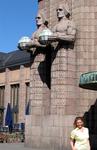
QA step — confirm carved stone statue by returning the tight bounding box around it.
[18,12,49,51]
[28,12,49,48]
[48,3,76,43]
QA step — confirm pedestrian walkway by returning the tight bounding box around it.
[0,143,33,150]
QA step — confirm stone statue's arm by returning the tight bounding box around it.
[48,21,76,42]
[26,32,46,49]
[48,32,75,42]
[26,38,46,48]
[48,30,76,42]
[66,21,76,40]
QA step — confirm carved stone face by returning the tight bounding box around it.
[36,14,43,26]
[56,5,65,19]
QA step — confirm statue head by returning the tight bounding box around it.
[56,3,71,20]
[36,12,48,27]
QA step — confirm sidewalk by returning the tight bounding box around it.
[0,143,33,150]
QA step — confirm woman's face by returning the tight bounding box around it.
[76,119,84,129]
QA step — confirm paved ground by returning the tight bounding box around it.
[0,143,33,150]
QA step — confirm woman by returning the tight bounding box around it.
[70,117,90,150]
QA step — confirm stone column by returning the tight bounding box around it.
[19,65,26,122]
[48,0,77,149]
[72,0,97,114]
[25,0,77,149]
[25,47,51,148]
[4,68,11,125]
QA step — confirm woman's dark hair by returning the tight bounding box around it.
[73,116,84,128]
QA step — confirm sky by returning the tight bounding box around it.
[0,0,38,53]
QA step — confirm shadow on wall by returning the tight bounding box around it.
[30,41,75,89]
[38,45,52,89]
[30,45,52,89]
[83,99,97,150]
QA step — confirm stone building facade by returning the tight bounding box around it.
[0,50,31,126]
[0,0,97,149]
[25,0,97,150]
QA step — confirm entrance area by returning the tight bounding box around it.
[0,108,4,125]
[84,100,97,150]
[79,72,97,150]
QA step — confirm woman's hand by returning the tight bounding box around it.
[72,147,77,150]
[70,139,76,150]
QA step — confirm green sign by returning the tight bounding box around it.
[79,71,97,90]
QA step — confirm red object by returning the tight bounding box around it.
[38,0,43,2]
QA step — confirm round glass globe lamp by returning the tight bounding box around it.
[39,29,53,45]
[18,36,31,50]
